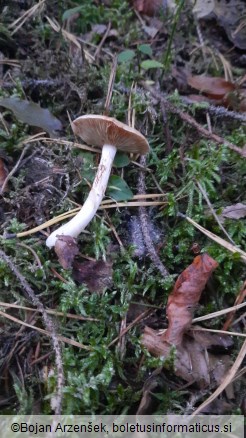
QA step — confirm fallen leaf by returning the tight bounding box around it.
[72,259,113,293]
[142,327,232,388]
[190,327,234,350]
[198,398,234,415]
[106,175,133,202]
[133,0,164,16]
[187,75,236,99]
[54,235,79,269]
[140,254,233,390]
[220,203,246,221]
[173,69,245,111]
[0,97,62,137]
[143,327,210,387]
[163,254,218,345]
[136,371,163,414]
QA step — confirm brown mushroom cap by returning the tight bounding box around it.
[72,115,149,154]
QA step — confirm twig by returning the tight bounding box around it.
[169,93,246,123]
[0,308,91,350]
[0,249,64,414]
[118,82,246,124]
[10,197,167,239]
[192,302,246,323]
[138,155,169,277]
[0,300,98,321]
[179,213,246,263]
[170,101,246,156]
[0,79,63,89]
[94,22,111,60]
[9,0,46,35]
[0,132,46,195]
[191,326,246,338]
[142,85,246,157]
[108,309,151,347]
[195,17,206,62]
[16,242,43,270]
[0,144,30,195]
[223,281,246,331]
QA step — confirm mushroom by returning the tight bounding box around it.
[46,115,149,248]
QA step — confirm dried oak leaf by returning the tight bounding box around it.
[72,259,113,293]
[164,253,218,345]
[54,235,79,269]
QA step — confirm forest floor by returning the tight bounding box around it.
[0,0,245,416]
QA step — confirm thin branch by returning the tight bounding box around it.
[0,249,64,414]
[142,84,246,157]
[138,155,169,277]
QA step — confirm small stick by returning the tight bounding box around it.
[138,155,169,277]
[179,213,246,263]
[223,281,246,331]
[0,300,99,321]
[94,22,111,59]
[108,309,151,347]
[127,89,169,276]
[0,144,30,195]
[0,249,64,414]
[143,85,246,157]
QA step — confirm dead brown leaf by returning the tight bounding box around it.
[136,370,163,414]
[72,259,113,293]
[163,254,219,345]
[190,327,234,350]
[140,254,235,390]
[54,235,79,269]
[132,0,164,16]
[187,75,236,99]
[142,327,231,388]
[173,69,246,111]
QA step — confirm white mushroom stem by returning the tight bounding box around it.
[46,144,117,248]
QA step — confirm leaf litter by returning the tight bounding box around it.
[0,0,245,416]
[141,254,236,393]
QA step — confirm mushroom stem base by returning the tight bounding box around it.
[46,143,117,248]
